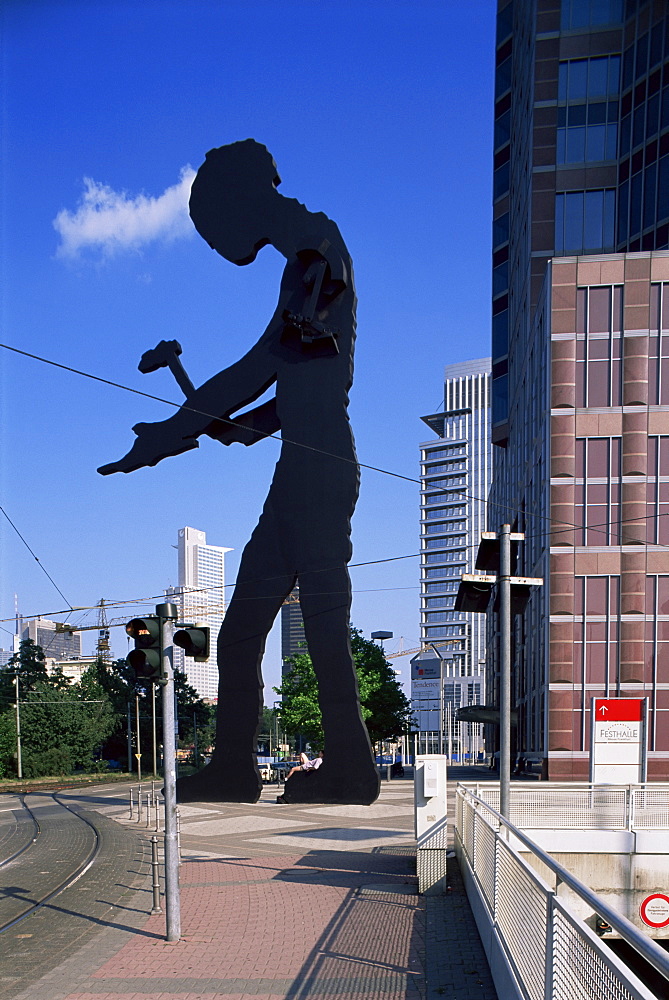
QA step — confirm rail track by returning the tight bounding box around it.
[0,792,101,933]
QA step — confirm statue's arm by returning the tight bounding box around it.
[98,343,278,475]
[206,397,280,447]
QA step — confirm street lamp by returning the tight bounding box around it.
[371,630,393,650]
[429,643,445,758]
[371,633,393,762]
[14,673,22,779]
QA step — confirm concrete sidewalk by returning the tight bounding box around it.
[5,771,498,1000]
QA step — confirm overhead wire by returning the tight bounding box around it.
[2,341,669,632]
[3,339,667,539]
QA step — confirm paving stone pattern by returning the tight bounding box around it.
[0,770,498,1000]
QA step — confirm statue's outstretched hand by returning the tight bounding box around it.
[98,419,198,475]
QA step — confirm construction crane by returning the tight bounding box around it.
[96,599,112,662]
[385,638,463,659]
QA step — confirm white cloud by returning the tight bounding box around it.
[53,166,196,259]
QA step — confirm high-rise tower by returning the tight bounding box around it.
[413,359,491,757]
[490,0,669,778]
[166,527,231,700]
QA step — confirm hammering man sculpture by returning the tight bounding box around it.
[99,140,380,805]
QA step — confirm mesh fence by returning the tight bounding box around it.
[495,837,549,1000]
[552,902,656,1000]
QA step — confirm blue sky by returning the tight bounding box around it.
[0,0,495,698]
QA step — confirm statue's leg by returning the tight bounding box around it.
[177,517,295,803]
[280,566,380,805]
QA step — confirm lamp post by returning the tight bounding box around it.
[429,643,445,758]
[371,632,393,762]
[14,673,22,779]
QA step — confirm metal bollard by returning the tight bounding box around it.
[129,787,134,820]
[150,835,162,914]
[137,783,143,823]
[146,791,151,828]
[176,807,182,865]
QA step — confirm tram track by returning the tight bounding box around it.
[0,792,101,934]
[0,795,39,870]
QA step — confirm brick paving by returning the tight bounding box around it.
[1,769,498,1000]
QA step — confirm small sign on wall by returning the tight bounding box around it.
[590,698,647,784]
[640,894,669,929]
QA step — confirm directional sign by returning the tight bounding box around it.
[590,698,647,784]
[640,893,669,929]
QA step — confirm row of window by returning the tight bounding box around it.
[555,189,616,255]
[620,86,669,156]
[424,505,467,520]
[424,520,466,536]
[621,21,668,92]
[558,56,620,103]
[424,580,460,595]
[576,284,669,407]
[421,464,467,478]
[422,445,467,461]
[574,436,669,546]
[423,566,464,580]
[619,154,669,243]
[425,535,468,551]
[425,550,468,565]
[424,490,466,506]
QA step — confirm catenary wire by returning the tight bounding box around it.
[0,506,73,610]
[3,339,668,541]
[3,342,669,631]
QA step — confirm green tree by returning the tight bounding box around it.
[274,626,413,750]
[0,639,49,711]
[18,681,116,777]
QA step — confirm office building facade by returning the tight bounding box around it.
[413,359,492,757]
[21,618,82,662]
[166,526,231,701]
[490,0,669,778]
[281,586,306,677]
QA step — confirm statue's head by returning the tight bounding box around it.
[189,139,281,265]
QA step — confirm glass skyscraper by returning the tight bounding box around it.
[490,0,669,779]
[413,359,491,758]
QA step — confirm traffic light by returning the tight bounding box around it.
[126,616,163,681]
[173,625,210,662]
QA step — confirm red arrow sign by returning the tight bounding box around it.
[594,699,643,722]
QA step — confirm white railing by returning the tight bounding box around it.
[455,785,669,1000]
[466,782,669,831]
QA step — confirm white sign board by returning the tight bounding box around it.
[590,698,647,784]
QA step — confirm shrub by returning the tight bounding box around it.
[22,748,74,778]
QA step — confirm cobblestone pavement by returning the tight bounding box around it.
[1,769,498,1000]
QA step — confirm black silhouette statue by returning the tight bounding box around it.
[99,140,380,805]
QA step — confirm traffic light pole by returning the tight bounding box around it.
[499,524,511,824]
[157,602,180,942]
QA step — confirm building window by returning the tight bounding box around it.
[649,284,669,404]
[574,576,620,692]
[575,438,621,545]
[423,445,467,461]
[425,505,466,520]
[555,190,616,254]
[423,566,462,580]
[575,286,623,406]
[646,437,669,545]
[557,57,620,165]
[560,0,622,30]
[645,576,669,751]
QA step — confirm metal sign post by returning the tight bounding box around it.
[499,524,511,823]
[157,601,180,942]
